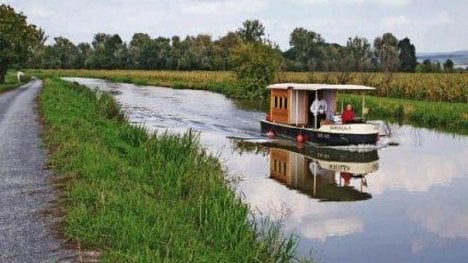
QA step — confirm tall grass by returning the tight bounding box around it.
[340,94,468,135]
[39,78,304,262]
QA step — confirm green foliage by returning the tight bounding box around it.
[39,78,304,262]
[231,42,282,99]
[0,71,27,93]
[237,19,265,43]
[0,4,40,83]
[443,59,454,72]
[373,33,400,73]
[416,59,442,73]
[398,37,417,72]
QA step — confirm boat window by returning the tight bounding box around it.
[274,96,278,108]
[279,97,283,108]
[284,97,288,109]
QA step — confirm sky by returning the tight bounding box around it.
[3,0,467,53]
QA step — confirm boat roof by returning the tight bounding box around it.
[267,83,375,91]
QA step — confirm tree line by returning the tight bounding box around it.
[26,21,424,73]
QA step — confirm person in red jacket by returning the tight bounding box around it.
[341,104,356,124]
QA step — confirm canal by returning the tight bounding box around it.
[65,78,468,263]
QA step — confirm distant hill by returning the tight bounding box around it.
[417,50,468,68]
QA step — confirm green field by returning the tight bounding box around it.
[39,77,304,262]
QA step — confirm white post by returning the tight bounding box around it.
[314,90,318,129]
[313,161,317,196]
[362,95,365,119]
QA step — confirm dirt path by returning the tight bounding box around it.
[0,80,77,262]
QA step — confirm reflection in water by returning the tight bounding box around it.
[233,139,378,201]
[269,148,374,202]
[65,78,468,263]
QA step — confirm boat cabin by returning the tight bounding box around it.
[267,83,375,128]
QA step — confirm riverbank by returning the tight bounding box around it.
[39,77,301,262]
[341,94,468,135]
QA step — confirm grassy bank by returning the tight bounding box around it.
[39,77,302,262]
[341,94,468,135]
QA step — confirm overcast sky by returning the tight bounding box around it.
[3,0,467,53]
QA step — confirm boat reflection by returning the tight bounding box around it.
[233,139,379,202]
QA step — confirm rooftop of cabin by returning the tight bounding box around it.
[267,83,376,91]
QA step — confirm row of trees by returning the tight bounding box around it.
[26,26,419,74]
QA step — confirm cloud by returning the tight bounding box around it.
[381,16,411,28]
[409,203,468,240]
[289,0,410,6]
[300,217,364,241]
[179,0,268,15]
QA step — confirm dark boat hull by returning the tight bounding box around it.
[261,120,378,146]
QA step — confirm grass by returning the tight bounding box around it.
[39,77,304,262]
[340,94,468,135]
[31,69,467,135]
[0,72,26,93]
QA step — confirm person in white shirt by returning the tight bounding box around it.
[310,93,328,128]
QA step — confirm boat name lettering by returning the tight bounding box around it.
[328,164,350,172]
[330,125,352,131]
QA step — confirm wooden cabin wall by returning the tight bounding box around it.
[270,89,289,123]
[289,90,308,126]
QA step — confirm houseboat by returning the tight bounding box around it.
[261,83,380,146]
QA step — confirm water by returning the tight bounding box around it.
[65,78,468,263]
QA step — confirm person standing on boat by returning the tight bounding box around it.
[310,93,328,128]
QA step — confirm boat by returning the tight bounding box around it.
[260,83,380,146]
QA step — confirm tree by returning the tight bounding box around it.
[398,37,417,72]
[373,33,400,73]
[52,37,79,69]
[213,32,242,70]
[76,43,92,68]
[231,42,282,98]
[86,33,126,69]
[0,4,40,83]
[237,20,265,43]
[286,27,326,71]
[345,36,373,72]
[443,59,454,72]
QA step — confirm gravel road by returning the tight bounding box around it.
[0,80,77,262]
